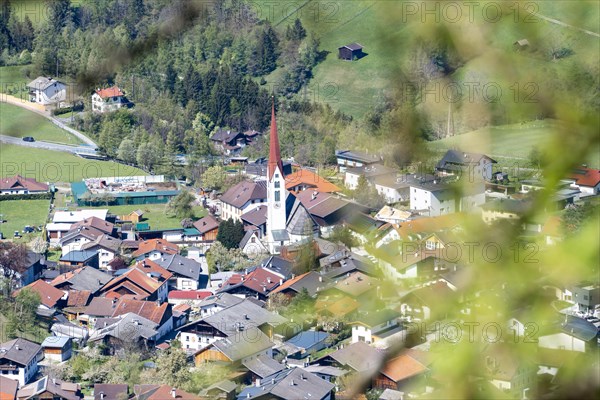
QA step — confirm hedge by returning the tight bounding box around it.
[0,192,53,201]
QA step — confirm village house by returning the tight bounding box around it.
[538,316,599,352]
[17,376,82,400]
[177,299,287,352]
[199,380,237,400]
[194,330,274,366]
[27,76,66,105]
[192,214,220,241]
[374,205,412,225]
[566,165,600,195]
[132,239,178,260]
[435,150,497,181]
[133,385,200,400]
[481,198,532,224]
[59,226,106,256]
[59,250,100,269]
[18,279,67,315]
[0,376,18,400]
[50,266,112,294]
[152,254,208,290]
[278,330,330,362]
[0,338,43,386]
[0,251,44,288]
[373,349,431,393]
[244,158,293,179]
[335,149,381,172]
[217,268,282,300]
[400,282,455,320]
[284,169,341,194]
[94,384,129,400]
[409,180,485,216]
[349,309,402,345]
[219,180,267,222]
[210,129,261,155]
[0,175,49,195]
[92,86,126,113]
[41,336,72,363]
[237,367,335,400]
[97,263,170,303]
[338,43,365,61]
[374,173,436,204]
[315,341,385,377]
[87,313,161,353]
[167,290,212,308]
[344,163,398,190]
[270,271,329,300]
[240,228,269,256]
[46,210,109,243]
[81,235,122,268]
[478,343,537,399]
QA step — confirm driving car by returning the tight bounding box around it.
[22,136,35,142]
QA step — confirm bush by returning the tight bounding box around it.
[0,192,52,201]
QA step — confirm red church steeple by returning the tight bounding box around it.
[267,98,284,181]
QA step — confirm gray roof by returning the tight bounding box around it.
[200,380,237,396]
[53,266,112,293]
[480,198,532,214]
[284,191,318,236]
[201,299,287,335]
[325,341,385,373]
[374,173,436,190]
[379,388,405,400]
[220,180,267,209]
[261,256,294,279]
[197,292,244,309]
[81,234,122,253]
[60,250,98,263]
[436,149,497,171]
[237,368,334,400]
[303,365,347,377]
[562,316,599,342]
[0,338,41,367]
[242,354,285,378]
[94,384,128,400]
[41,336,71,349]
[193,214,219,234]
[154,254,203,280]
[17,376,80,400]
[241,205,267,227]
[345,163,397,179]
[339,43,363,51]
[212,330,273,362]
[335,149,379,164]
[88,313,158,343]
[26,76,64,90]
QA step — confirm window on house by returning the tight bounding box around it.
[275,191,280,202]
[275,181,280,188]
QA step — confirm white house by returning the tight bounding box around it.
[435,150,497,181]
[344,163,397,190]
[219,180,267,222]
[566,166,600,195]
[92,86,126,113]
[0,338,42,386]
[335,150,381,172]
[59,227,104,256]
[350,309,401,344]
[409,181,485,216]
[27,77,66,105]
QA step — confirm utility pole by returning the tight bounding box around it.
[56,57,59,78]
[446,94,455,138]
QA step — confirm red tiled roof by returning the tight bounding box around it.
[242,268,280,293]
[285,170,341,193]
[168,290,212,300]
[18,279,64,308]
[133,259,173,281]
[111,298,170,325]
[100,268,163,300]
[66,290,92,307]
[133,239,178,258]
[380,349,430,382]
[0,175,48,192]
[95,86,124,99]
[568,166,600,187]
[146,385,199,400]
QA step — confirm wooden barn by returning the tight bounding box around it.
[338,43,364,61]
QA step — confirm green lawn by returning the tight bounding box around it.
[428,119,600,167]
[0,65,31,97]
[0,144,146,183]
[0,199,49,239]
[79,203,207,230]
[0,103,85,145]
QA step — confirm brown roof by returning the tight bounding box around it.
[380,349,430,382]
[193,214,219,235]
[219,180,267,209]
[395,214,463,240]
[133,259,173,281]
[296,191,349,218]
[240,205,267,227]
[94,384,128,400]
[0,175,48,192]
[95,86,124,99]
[111,298,171,325]
[66,290,92,307]
[135,385,200,400]
[132,239,178,258]
[71,217,114,234]
[315,295,359,316]
[333,272,376,298]
[99,268,164,300]
[285,170,341,193]
[0,376,18,400]
[18,279,64,308]
[541,215,562,237]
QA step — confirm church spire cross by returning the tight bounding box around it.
[267,98,284,181]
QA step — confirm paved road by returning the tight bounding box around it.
[0,134,97,154]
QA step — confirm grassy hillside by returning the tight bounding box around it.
[0,144,146,183]
[429,119,600,167]
[259,0,599,123]
[0,102,85,145]
[0,199,49,240]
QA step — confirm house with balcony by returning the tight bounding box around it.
[27,77,66,105]
[92,86,126,113]
[0,338,42,386]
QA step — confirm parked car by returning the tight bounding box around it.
[22,136,35,142]
[23,225,35,233]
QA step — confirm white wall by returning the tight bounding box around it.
[538,333,586,352]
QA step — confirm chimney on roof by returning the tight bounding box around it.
[279,279,283,286]
[267,277,272,284]
[289,380,295,386]
[15,345,20,350]
[170,388,177,398]
[52,378,56,385]
[99,392,105,400]
[255,378,261,387]
[319,276,323,282]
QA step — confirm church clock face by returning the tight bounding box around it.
[274,202,281,209]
